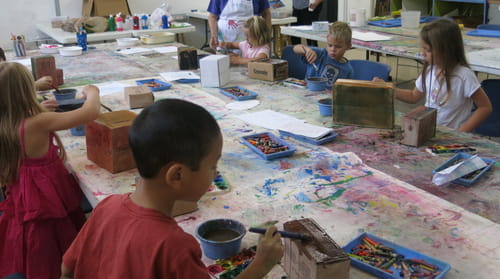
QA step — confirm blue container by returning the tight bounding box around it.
[70,125,85,136]
[219,86,258,101]
[306,77,328,91]
[343,232,451,279]
[432,152,496,186]
[135,79,172,91]
[195,219,246,260]
[318,98,333,116]
[241,132,296,160]
[53,88,77,101]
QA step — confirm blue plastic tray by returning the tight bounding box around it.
[432,152,495,186]
[466,29,500,38]
[279,130,338,145]
[176,78,200,83]
[242,132,295,160]
[219,86,258,101]
[135,79,171,91]
[368,16,439,27]
[343,232,450,279]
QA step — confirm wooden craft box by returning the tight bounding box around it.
[401,106,437,147]
[124,85,153,109]
[178,46,199,70]
[333,79,394,128]
[86,110,137,173]
[283,218,350,279]
[248,59,288,81]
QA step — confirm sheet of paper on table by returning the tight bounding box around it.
[152,46,178,53]
[160,71,200,81]
[432,155,487,186]
[352,31,392,42]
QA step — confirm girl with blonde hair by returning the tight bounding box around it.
[0,62,100,278]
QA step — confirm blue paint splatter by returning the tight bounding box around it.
[224,205,230,209]
[314,174,332,181]
[257,178,285,197]
[331,161,339,169]
[305,169,313,175]
[294,192,313,203]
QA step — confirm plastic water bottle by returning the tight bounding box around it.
[133,14,140,30]
[162,15,169,29]
[141,14,148,29]
[108,15,115,31]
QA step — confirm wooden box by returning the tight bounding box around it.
[82,0,131,17]
[333,79,394,128]
[56,68,64,86]
[283,218,350,279]
[248,59,288,81]
[124,85,153,109]
[178,47,199,70]
[86,110,137,173]
[31,55,57,83]
[401,106,437,147]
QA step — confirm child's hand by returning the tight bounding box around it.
[303,46,317,64]
[372,77,384,82]
[40,99,58,112]
[82,84,100,100]
[229,55,241,64]
[35,76,53,91]
[254,226,284,270]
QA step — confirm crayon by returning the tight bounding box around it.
[248,227,309,240]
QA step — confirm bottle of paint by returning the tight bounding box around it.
[141,14,148,30]
[124,16,133,30]
[108,15,116,31]
[115,13,124,31]
[162,14,169,29]
[133,14,140,30]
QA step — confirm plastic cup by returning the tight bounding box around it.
[318,98,333,116]
[195,219,246,260]
[306,77,328,91]
[401,11,421,29]
[53,88,77,101]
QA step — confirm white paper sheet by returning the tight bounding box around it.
[115,47,151,55]
[352,31,392,42]
[279,121,332,139]
[97,82,130,96]
[432,155,487,186]
[152,46,178,53]
[160,71,200,81]
[225,100,260,110]
[290,25,313,31]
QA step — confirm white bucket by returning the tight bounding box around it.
[401,11,421,29]
[349,8,366,27]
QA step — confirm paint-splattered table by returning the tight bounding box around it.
[59,71,499,278]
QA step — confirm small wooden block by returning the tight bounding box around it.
[86,110,137,173]
[31,55,57,82]
[283,218,350,279]
[124,85,153,109]
[177,46,198,70]
[334,79,394,128]
[401,106,437,147]
[56,68,64,86]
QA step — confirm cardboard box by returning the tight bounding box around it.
[178,47,199,70]
[86,110,137,173]
[248,59,288,81]
[283,218,350,279]
[333,79,394,129]
[82,0,131,17]
[200,55,230,88]
[31,55,57,83]
[124,85,153,109]
[401,106,437,147]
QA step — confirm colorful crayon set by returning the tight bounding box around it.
[427,144,476,154]
[246,134,289,154]
[219,86,258,100]
[347,236,443,278]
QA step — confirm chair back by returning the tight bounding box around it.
[475,79,500,137]
[281,45,307,79]
[350,59,392,81]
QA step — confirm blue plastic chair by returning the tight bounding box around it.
[475,79,500,137]
[281,45,307,79]
[350,59,392,81]
[477,24,500,30]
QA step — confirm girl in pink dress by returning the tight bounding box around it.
[0,62,101,279]
[218,16,271,65]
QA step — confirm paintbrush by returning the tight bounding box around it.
[100,103,113,112]
[51,84,61,94]
[302,46,319,72]
[249,227,310,240]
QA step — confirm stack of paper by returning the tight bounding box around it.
[432,155,487,186]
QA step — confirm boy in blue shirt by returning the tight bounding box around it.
[293,21,354,89]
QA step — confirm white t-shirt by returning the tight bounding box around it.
[416,65,480,129]
[239,40,270,59]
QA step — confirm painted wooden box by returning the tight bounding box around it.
[124,85,153,109]
[86,110,137,173]
[333,79,394,128]
[401,106,437,147]
[283,218,350,279]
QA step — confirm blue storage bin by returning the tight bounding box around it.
[135,79,172,91]
[368,16,439,27]
[432,152,495,186]
[219,86,258,101]
[242,132,295,160]
[279,130,338,145]
[343,232,450,279]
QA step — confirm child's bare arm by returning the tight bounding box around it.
[394,87,424,104]
[293,44,317,64]
[235,226,283,279]
[458,88,492,132]
[230,52,268,65]
[35,76,53,91]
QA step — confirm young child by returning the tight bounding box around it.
[0,62,101,278]
[219,16,271,65]
[61,99,283,278]
[391,18,492,132]
[293,21,354,88]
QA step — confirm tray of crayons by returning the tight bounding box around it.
[343,232,450,279]
[283,78,307,89]
[219,86,258,101]
[432,152,495,186]
[135,79,172,91]
[242,132,296,160]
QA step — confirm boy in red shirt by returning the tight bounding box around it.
[61,99,283,278]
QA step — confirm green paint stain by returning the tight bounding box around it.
[316,188,346,206]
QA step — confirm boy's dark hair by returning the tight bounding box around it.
[129,99,221,178]
[0,48,6,61]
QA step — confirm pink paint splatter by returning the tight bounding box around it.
[279,160,293,170]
